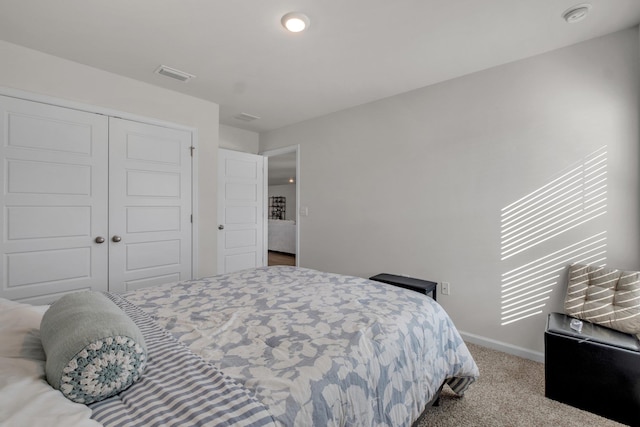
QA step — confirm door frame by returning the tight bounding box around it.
[260,145,300,266]
[0,86,199,278]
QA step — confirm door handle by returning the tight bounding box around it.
[112,235,122,243]
[218,225,224,230]
[95,236,105,244]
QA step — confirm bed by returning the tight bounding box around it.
[0,266,478,426]
[268,219,296,254]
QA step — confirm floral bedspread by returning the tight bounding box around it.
[122,266,479,426]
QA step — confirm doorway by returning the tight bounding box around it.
[261,146,300,267]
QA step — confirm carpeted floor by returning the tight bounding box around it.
[415,343,625,426]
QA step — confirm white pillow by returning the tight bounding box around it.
[0,298,101,427]
[0,297,47,360]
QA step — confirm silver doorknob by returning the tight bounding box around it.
[95,236,105,244]
[112,235,122,242]
[218,225,224,230]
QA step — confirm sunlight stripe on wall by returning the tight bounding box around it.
[500,147,607,260]
[500,146,608,326]
[500,232,607,325]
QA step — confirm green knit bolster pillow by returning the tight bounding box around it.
[40,292,147,404]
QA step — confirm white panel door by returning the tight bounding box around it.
[0,95,108,304]
[108,118,192,292]
[218,149,265,274]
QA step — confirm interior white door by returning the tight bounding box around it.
[217,149,265,274]
[108,118,193,292]
[0,95,109,304]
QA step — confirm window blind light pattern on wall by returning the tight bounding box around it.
[500,147,608,325]
[501,147,607,260]
[501,232,607,325]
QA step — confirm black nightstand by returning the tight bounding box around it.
[369,273,437,301]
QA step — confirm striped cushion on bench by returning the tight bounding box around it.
[564,264,640,336]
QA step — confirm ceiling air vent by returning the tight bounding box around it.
[234,112,261,122]
[154,65,195,82]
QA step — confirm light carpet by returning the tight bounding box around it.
[415,342,625,426]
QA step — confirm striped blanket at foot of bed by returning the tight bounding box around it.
[89,293,277,427]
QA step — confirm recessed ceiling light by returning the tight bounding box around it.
[562,4,592,23]
[281,12,310,33]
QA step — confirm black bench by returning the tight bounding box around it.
[545,312,640,426]
[369,273,437,301]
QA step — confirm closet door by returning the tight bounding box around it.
[0,96,109,304]
[108,118,192,292]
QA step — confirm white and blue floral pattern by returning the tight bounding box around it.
[123,266,479,426]
[59,336,146,404]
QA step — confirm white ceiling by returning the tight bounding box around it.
[1,1,639,133]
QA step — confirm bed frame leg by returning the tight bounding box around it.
[433,395,441,407]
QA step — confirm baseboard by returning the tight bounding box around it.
[459,330,545,363]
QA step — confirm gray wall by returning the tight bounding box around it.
[260,28,640,358]
[219,124,259,154]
